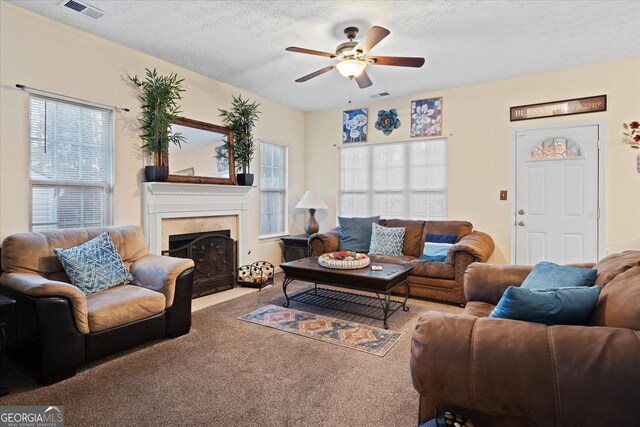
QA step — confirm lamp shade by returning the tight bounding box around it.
[336,59,366,79]
[295,191,327,210]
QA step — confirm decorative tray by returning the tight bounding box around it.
[318,251,370,269]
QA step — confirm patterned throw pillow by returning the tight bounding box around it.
[54,232,133,295]
[368,223,405,256]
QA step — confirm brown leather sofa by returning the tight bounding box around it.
[0,226,195,385]
[309,220,494,305]
[410,251,640,426]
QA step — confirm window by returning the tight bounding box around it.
[529,137,584,160]
[259,141,287,237]
[340,139,447,220]
[29,96,113,231]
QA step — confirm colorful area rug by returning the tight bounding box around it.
[239,305,402,357]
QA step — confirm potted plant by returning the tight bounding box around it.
[128,68,186,182]
[218,95,261,186]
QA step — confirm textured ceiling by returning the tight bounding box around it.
[10,0,640,111]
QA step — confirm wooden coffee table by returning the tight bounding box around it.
[280,257,411,329]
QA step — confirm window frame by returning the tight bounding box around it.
[258,141,289,239]
[338,139,448,221]
[28,94,115,231]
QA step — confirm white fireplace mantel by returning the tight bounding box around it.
[142,182,252,265]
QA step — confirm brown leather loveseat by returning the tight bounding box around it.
[309,220,494,305]
[0,225,195,385]
[410,251,640,426]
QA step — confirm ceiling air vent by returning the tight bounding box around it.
[368,91,391,99]
[60,0,104,20]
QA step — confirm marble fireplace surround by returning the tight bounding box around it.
[141,182,251,266]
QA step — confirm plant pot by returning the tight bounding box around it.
[145,165,169,182]
[237,173,254,186]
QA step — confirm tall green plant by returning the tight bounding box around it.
[128,68,186,167]
[218,95,261,174]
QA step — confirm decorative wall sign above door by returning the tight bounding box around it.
[510,95,606,121]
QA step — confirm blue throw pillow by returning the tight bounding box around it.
[425,233,458,244]
[338,216,380,252]
[521,261,597,290]
[54,232,134,295]
[420,242,452,262]
[368,223,405,256]
[489,286,601,326]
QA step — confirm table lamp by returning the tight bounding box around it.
[295,191,328,235]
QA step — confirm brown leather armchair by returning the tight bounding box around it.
[0,226,195,385]
[410,251,640,426]
[309,220,495,305]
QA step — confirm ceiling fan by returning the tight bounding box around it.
[286,26,425,89]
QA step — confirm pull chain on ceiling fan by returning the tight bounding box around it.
[286,26,425,89]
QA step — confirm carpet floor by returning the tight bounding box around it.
[0,274,462,427]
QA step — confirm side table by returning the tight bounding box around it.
[0,295,15,397]
[280,234,312,262]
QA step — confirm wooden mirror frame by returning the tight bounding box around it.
[167,116,236,185]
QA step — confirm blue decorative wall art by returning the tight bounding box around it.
[343,108,368,143]
[411,97,442,137]
[375,109,401,135]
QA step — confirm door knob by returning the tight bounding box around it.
[518,209,525,215]
[518,221,525,226]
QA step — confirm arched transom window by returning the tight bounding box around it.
[529,137,584,160]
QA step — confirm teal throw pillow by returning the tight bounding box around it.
[489,285,601,326]
[522,261,597,290]
[338,216,380,252]
[368,223,405,256]
[420,242,452,262]
[54,232,134,295]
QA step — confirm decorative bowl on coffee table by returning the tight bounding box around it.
[318,251,370,269]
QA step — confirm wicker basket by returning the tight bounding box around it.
[318,252,370,269]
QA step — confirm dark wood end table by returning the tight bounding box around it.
[280,257,411,329]
[280,234,312,262]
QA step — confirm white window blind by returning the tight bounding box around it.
[259,142,287,237]
[340,139,447,220]
[29,96,113,231]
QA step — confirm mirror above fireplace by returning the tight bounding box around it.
[167,116,236,185]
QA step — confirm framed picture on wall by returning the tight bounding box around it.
[411,97,442,137]
[343,108,368,143]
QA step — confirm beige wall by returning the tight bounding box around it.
[305,57,640,263]
[0,3,305,267]
[2,3,639,267]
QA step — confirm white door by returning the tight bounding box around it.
[515,125,599,264]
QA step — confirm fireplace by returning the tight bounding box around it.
[162,230,237,298]
[142,182,251,268]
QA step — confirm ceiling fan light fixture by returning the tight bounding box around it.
[336,59,366,79]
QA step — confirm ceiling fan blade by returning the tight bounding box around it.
[355,70,373,89]
[353,26,390,55]
[295,65,335,82]
[370,56,426,67]
[286,46,336,58]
